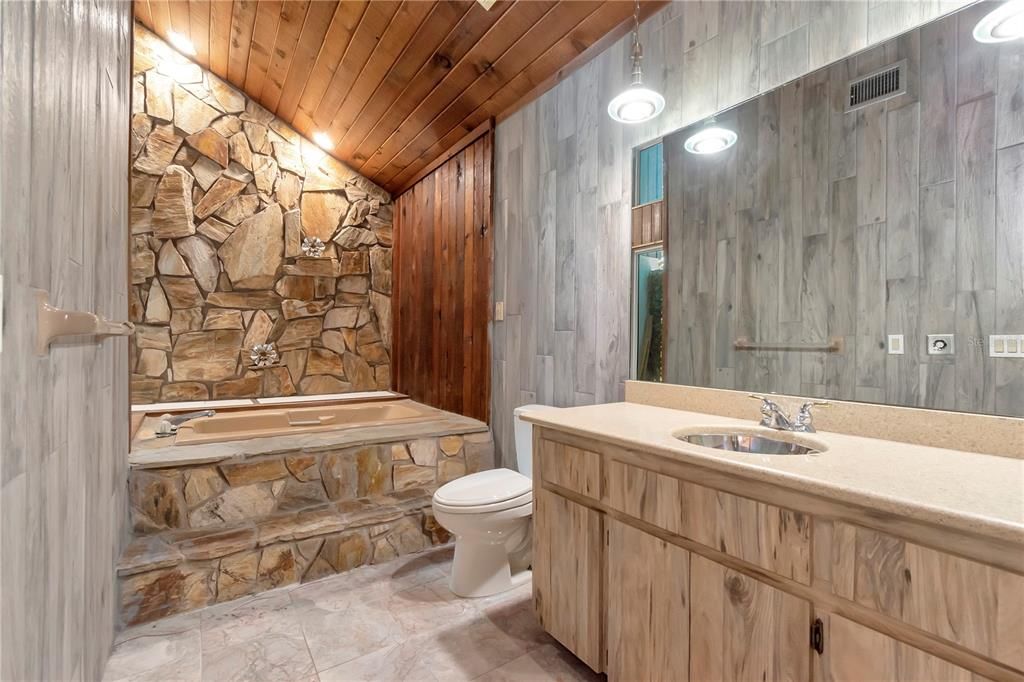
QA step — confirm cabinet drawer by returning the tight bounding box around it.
[537,438,601,499]
[605,459,811,584]
[816,519,1024,673]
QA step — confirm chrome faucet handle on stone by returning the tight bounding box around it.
[749,394,828,433]
[156,410,216,438]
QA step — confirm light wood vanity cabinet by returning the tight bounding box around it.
[532,487,604,671]
[606,519,690,681]
[533,429,1023,682]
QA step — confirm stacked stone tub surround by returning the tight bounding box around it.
[120,406,494,625]
[130,24,393,403]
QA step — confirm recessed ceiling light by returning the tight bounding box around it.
[684,124,738,155]
[974,0,1024,43]
[167,30,196,56]
[312,132,333,150]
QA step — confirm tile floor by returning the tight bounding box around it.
[103,546,602,682]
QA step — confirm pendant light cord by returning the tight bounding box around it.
[630,0,644,86]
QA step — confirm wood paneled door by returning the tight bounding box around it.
[392,129,493,422]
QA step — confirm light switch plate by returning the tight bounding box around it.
[494,301,505,322]
[887,334,904,355]
[990,334,1024,357]
[927,334,955,355]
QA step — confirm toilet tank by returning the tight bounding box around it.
[513,404,551,479]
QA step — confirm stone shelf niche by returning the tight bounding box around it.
[119,430,493,625]
[129,23,393,404]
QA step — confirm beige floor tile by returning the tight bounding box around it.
[104,622,201,682]
[201,630,315,682]
[300,598,405,672]
[201,590,302,651]
[317,639,440,682]
[410,612,531,681]
[473,644,602,682]
[386,577,478,637]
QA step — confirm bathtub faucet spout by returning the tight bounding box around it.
[156,410,215,438]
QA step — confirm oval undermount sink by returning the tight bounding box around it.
[679,432,822,455]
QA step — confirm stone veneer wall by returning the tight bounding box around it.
[128,433,492,534]
[129,24,393,403]
[120,431,494,624]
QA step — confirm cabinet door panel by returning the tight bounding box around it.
[690,554,812,681]
[532,488,603,672]
[815,519,1024,672]
[825,614,989,681]
[607,519,690,682]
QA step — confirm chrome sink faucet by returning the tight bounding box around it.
[750,395,828,433]
[156,410,215,438]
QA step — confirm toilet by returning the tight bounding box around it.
[432,404,549,598]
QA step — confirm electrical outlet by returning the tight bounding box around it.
[887,334,904,355]
[990,334,1024,358]
[927,334,955,355]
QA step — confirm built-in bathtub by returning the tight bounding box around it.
[170,399,437,445]
[120,393,495,625]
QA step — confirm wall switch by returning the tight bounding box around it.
[927,334,955,355]
[990,334,1024,358]
[887,334,904,355]
[494,301,505,321]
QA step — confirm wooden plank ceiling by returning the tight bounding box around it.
[134,0,667,195]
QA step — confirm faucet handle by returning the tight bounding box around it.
[794,400,829,432]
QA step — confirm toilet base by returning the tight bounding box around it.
[449,538,532,598]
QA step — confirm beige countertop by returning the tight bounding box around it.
[521,402,1024,545]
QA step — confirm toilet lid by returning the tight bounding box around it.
[433,468,532,508]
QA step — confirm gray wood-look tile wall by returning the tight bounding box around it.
[663,4,1024,418]
[492,0,973,467]
[1,1,131,679]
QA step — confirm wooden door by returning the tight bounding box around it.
[532,488,604,672]
[823,614,989,681]
[392,132,492,421]
[690,554,812,681]
[607,519,690,682]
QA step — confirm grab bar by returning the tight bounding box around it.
[36,290,135,356]
[734,336,844,353]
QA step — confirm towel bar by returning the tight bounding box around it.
[35,290,134,356]
[733,336,844,353]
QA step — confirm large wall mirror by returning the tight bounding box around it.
[634,1,1023,418]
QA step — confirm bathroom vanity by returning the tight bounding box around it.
[524,397,1024,682]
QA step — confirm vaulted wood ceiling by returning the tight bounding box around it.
[133,0,667,195]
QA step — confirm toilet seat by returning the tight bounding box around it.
[433,468,532,514]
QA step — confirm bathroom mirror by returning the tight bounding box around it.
[650,2,1023,418]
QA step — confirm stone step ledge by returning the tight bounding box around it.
[117,487,449,626]
[118,487,435,577]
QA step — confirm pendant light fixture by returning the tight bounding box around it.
[607,0,665,124]
[973,0,1024,43]
[684,118,738,155]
